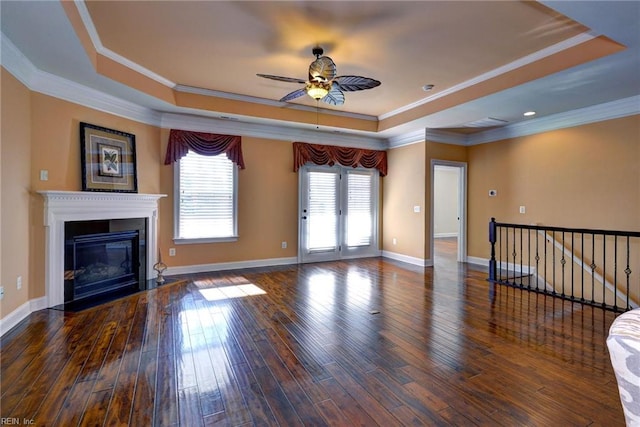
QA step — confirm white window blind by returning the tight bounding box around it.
[177,151,236,240]
[346,171,373,247]
[307,171,338,250]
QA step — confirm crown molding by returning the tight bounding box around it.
[387,129,426,148]
[467,95,640,145]
[380,32,596,120]
[160,113,386,150]
[33,71,163,126]
[1,31,38,88]
[426,129,468,145]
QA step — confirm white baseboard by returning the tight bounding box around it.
[466,256,488,267]
[382,250,433,267]
[166,256,299,276]
[435,233,458,238]
[468,256,536,275]
[1,296,47,337]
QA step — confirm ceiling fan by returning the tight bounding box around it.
[257,46,381,106]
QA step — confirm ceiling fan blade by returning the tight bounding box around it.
[322,86,345,106]
[257,74,306,84]
[279,88,307,102]
[333,75,381,92]
[309,56,337,82]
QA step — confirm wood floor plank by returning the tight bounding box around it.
[0,240,626,426]
[252,333,327,426]
[3,310,103,420]
[104,298,148,426]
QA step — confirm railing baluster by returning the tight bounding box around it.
[571,232,575,301]
[499,226,503,283]
[512,227,516,284]
[591,233,596,305]
[614,235,618,311]
[527,228,531,289]
[535,230,540,291]
[561,231,565,298]
[602,233,606,308]
[544,229,548,294]
[552,230,556,296]
[581,232,585,303]
[519,227,523,286]
[625,236,631,311]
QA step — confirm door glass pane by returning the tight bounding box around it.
[308,171,337,251]
[346,172,372,247]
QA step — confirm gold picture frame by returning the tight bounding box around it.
[80,122,138,193]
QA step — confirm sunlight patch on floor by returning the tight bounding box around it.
[198,283,267,301]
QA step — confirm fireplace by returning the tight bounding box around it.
[39,191,166,308]
[64,219,146,304]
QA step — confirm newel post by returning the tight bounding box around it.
[489,217,497,282]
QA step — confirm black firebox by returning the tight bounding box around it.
[64,218,147,304]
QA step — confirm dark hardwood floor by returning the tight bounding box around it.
[1,240,624,426]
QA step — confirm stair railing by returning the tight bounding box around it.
[489,218,640,312]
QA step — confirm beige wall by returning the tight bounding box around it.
[30,93,161,194]
[1,69,32,316]
[382,142,426,259]
[467,115,640,259]
[159,131,299,265]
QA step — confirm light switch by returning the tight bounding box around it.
[40,170,49,181]
[519,206,526,214]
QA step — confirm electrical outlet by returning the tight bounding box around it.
[519,206,526,214]
[413,205,421,213]
[169,248,176,256]
[17,276,22,290]
[392,238,397,245]
[0,286,4,300]
[281,241,287,249]
[40,170,49,181]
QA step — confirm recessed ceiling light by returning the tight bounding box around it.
[523,111,536,117]
[422,84,435,92]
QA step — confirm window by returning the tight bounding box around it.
[346,171,373,247]
[174,151,238,243]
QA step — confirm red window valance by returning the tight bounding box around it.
[164,129,245,168]
[293,142,387,176]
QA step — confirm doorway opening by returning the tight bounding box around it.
[431,161,467,264]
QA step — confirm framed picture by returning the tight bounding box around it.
[80,122,138,193]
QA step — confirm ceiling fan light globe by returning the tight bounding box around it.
[306,81,331,100]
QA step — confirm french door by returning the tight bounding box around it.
[298,165,379,263]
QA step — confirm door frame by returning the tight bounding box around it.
[430,160,467,263]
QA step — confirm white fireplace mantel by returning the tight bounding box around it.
[39,191,166,307]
